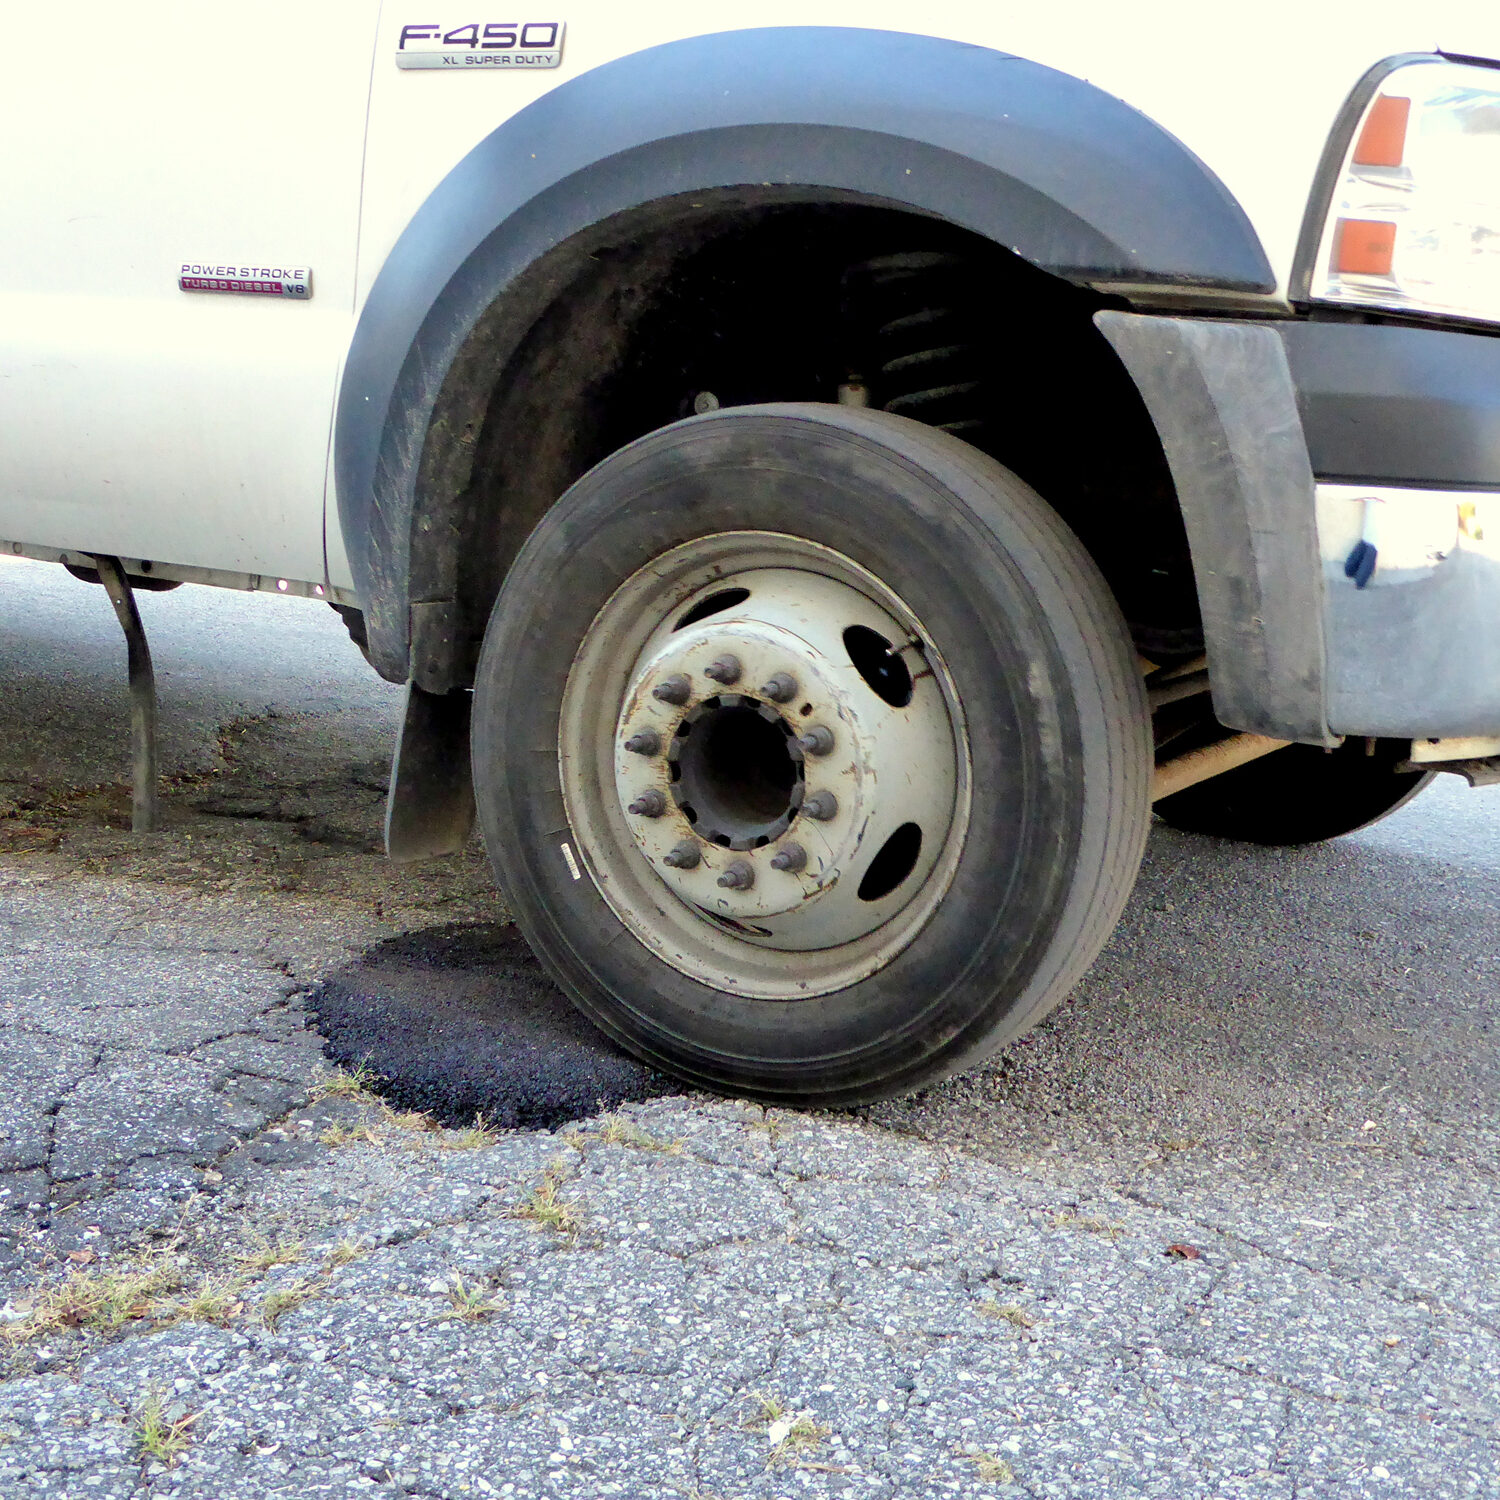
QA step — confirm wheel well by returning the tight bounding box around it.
[407,194,1201,691]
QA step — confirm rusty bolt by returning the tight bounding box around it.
[769,842,807,873]
[703,654,742,685]
[663,841,701,870]
[759,671,798,703]
[797,725,835,757]
[652,673,692,706]
[628,789,668,818]
[624,729,661,756]
[716,859,755,891]
[802,791,839,822]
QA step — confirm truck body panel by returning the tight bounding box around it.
[0,1,375,580]
[0,2,1475,586]
[3,2,1500,749]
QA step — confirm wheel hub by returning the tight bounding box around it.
[668,694,803,850]
[607,565,958,951]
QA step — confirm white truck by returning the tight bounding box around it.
[6,3,1500,1103]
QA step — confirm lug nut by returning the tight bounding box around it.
[797,725,835,757]
[624,729,661,756]
[802,791,839,822]
[628,789,667,818]
[759,671,798,703]
[769,842,807,873]
[652,673,692,706]
[663,841,701,870]
[704,654,742,685]
[716,859,755,891]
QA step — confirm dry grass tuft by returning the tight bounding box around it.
[1158,1135,1202,1154]
[439,1273,506,1322]
[259,1277,322,1330]
[161,1274,245,1329]
[747,1109,785,1141]
[586,1114,682,1153]
[1,1260,182,1344]
[236,1237,303,1273]
[743,1392,832,1467]
[742,1392,791,1431]
[317,1102,492,1151]
[132,1386,198,1468]
[1049,1210,1125,1239]
[441,1113,498,1151]
[974,1299,1039,1330]
[768,1413,832,1465]
[508,1164,582,1238]
[318,1121,386,1148]
[310,1061,381,1101]
[323,1240,364,1270]
[1,1257,272,1345]
[960,1446,1016,1484]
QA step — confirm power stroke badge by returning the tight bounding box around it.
[396,21,565,69]
[179,263,311,299]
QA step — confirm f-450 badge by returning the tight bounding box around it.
[396,22,565,69]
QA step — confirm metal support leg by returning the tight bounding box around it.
[92,556,160,832]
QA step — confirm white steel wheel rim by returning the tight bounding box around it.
[558,532,971,1000]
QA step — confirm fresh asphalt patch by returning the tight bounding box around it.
[311,922,674,1129]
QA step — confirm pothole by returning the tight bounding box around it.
[309,923,675,1130]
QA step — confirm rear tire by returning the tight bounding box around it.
[1154,739,1433,846]
[471,404,1151,1104]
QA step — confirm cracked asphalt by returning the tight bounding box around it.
[1,553,1498,1498]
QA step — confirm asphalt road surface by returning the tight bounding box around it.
[0,553,1497,1498]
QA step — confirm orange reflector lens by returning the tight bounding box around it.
[1353,95,1410,168]
[1335,218,1397,276]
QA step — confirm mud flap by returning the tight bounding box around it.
[385,681,476,862]
[1095,310,1332,747]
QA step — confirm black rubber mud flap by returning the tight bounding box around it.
[385,682,477,863]
[1095,311,1332,747]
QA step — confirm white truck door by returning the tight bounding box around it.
[0,3,379,584]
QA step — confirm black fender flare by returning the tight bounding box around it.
[335,26,1273,677]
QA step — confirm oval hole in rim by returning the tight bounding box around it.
[857,822,923,902]
[673,588,750,631]
[844,625,913,707]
